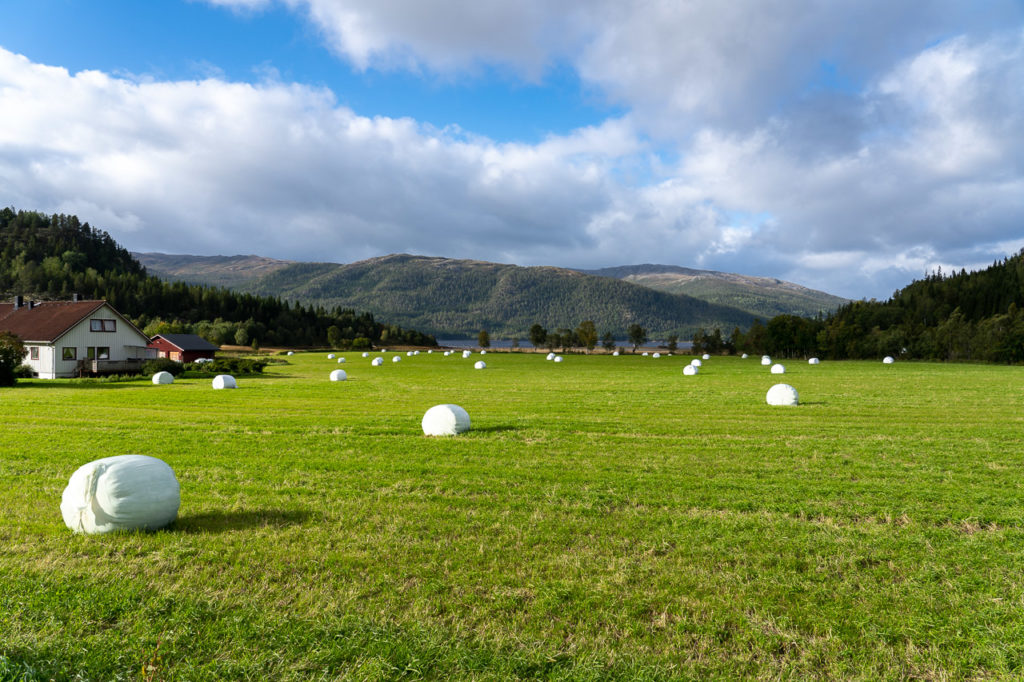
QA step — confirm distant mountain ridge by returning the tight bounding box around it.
[136,252,848,337]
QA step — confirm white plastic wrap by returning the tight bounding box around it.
[61,455,180,534]
[766,383,799,406]
[152,371,174,385]
[422,404,472,436]
[212,375,236,389]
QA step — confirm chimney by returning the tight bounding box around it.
[72,293,80,302]
[27,300,36,310]
[12,295,23,310]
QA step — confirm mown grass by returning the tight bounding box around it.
[3,352,1024,680]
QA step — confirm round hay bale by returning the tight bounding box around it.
[883,356,895,364]
[766,383,799,406]
[480,350,487,355]
[286,351,294,356]
[683,364,698,376]
[612,351,619,356]
[407,351,414,357]
[327,353,335,359]
[392,356,402,363]
[642,352,649,357]
[415,350,420,355]
[702,353,710,360]
[362,352,369,357]
[770,363,786,374]
[741,353,749,359]
[152,371,174,385]
[474,360,486,369]
[329,369,347,382]
[761,356,772,366]
[553,356,563,363]
[652,352,661,358]
[428,350,432,354]
[337,357,346,363]
[546,352,555,360]
[422,404,471,436]
[212,374,236,389]
[371,357,383,366]
[808,357,820,365]
[60,455,180,534]
[691,359,702,367]
[462,350,472,358]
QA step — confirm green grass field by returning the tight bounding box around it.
[3,352,1024,680]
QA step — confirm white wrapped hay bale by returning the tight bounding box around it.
[60,455,180,534]
[683,364,698,376]
[329,369,347,381]
[691,359,702,367]
[422,404,471,436]
[808,357,820,365]
[771,363,786,374]
[392,356,402,363]
[427,350,432,354]
[612,351,619,356]
[327,353,335,359]
[883,356,895,364]
[553,356,563,363]
[337,357,346,363]
[766,383,799,406]
[546,353,556,361]
[286,351,294,356]
[152,371,174,385]
[474,360,487,369]
[371,357,384,366]
[462,350,472,359]
[702,354,710,360]
[741,353,749,359]
[642,352,649,357]
[761,356,772,366]
[480,350,487,355]
[212,375,237,389]
[652,352,661,358]
[362,352,369,357]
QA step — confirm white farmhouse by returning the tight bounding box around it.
[0,297,153,378]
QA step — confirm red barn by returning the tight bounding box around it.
[148,334,219,363]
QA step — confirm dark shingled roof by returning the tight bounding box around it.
[151,333,220,352]
[0,300,109,342]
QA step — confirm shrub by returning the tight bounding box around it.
[13,364,35,379]
[142,358,185,377]
[185,357,268,375]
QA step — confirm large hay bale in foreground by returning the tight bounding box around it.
[771,363,786,374]
[212,375,237,389]
[883,356,895,364]
[60,455,180,534]
[422,404,471,436]
[766,383,799,406]
[683,365,698,376]
[152,371,174,385]
[329,369,347,382]
[474,360,486,369]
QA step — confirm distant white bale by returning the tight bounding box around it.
[553,356,563,363]
[883,356,895,364]
[652,352,661,358]
[380,349,387,353]
[362,352,369,358]
[808,357,820,365]
[766,383,799,406]
[371,357,383,366]
[212,375,236,389]
[702,354,710,360]
[60,455,180,534]
[152,371,174,385]
[642,352,649,357]
[546,353,556,360]
[741,354,749,359]
[327,353,335,359]
[329,369,347,382]
[428,350,433,354]
[691,359,702,367]
[415,350,421,355]
[392,356,402,363]
[286,351,294,356]
[771,363,786,374]
[462,350,472,359]
[443,351,451,356]
[337,357,346,363]
[422,404,471,436]
[612,351,619,356]
[407,351,414,357]
[481,350,487,355]
[683,365,698,376]
[474,360,487,369]
[761,357,772,366]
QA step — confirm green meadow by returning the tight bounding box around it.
[3,352,1024,680]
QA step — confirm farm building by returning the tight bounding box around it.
[0,296,153,378]
[149,333,219,363]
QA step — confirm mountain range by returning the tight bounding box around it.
[135,252,847,338]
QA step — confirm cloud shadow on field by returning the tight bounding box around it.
[174,508,313,533]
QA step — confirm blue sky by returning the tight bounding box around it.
[1,1,1023,300]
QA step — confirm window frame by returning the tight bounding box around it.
[90,318,116,332]
[62,347,77,361]
[29,346,39,360]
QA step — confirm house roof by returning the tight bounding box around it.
[0,300,112,342]
[151,333,219,352]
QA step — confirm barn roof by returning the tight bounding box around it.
[151,333,219,352]
[0,300,111,343]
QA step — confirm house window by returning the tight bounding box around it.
[62,347,77,361]
[87,347,110,360]
[29,347,39,360]
[90,319,116,332]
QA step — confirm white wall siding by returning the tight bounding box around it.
[51,304,151,378]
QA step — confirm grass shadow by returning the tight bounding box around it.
[174,508,313,533]
[470,425,519,434]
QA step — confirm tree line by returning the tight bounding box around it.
[0,208,435,349]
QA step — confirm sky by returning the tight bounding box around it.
[1,1,1023,300]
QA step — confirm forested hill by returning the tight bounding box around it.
[0,209,435,348]
[237,254,757,338]
[818,252,1024,361]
